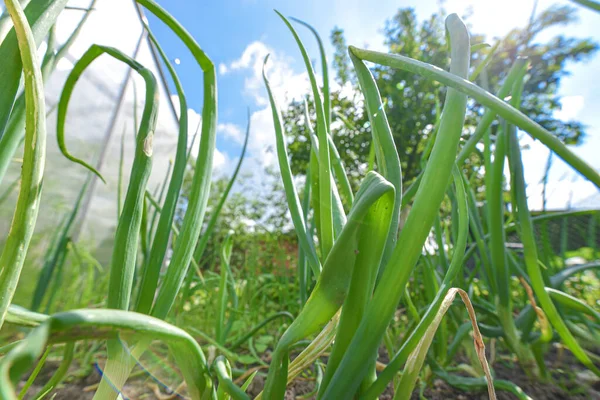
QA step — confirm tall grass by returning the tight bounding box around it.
[0,0,48,331]
[0,3,599,400]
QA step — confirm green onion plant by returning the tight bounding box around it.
[0,3,599,400]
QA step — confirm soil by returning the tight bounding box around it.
[19,363,156,400]
[19,347,600,399]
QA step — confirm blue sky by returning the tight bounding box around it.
[146,0,600,210]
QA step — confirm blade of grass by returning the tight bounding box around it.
[0,309,210,400]
[31,173,92,311]
[362,166,468,399]
[5,305,47,328]
[31,343,74,400]
[298,160,311,304]
[42,238,70,314]
[117,128,126,218]
[400,58,528,207]
[0,1,94,185]
[350,46,600,188]
[134,24,189,315]
[276,11,334,257]
[216,231,234,344]
[326,130,353,207]
[290,17,330,130]
[229,312,295,350]
[139,196,150,266]
[488,119,512,305]
[507,111,600,376]
[570,0,600,12]
[305,127,347,236]
[0,0,67,137]
[0,0,47,330]
[469,39,500,82]
[53,45,158,312]
[350,49,402,274]
[255,313,339,400]
[393,288,496,400]
[318,174,397,396]
[550,261,600,287]
[192,110,250,269]
[546,288,600,322]
[317,49,404,395]
[213,356,250,400]
[147,161,172,240]
[56,45,139,182]
[263,56,321,277]
[463,170,494,290]
[432,366,532,400]
[134,0,218,322]
[323,15,471,398]
[262,172,395,398]
[68,45,159,398]
[17,346,50,399]
[295,24,353,208]
[489,105,537,370]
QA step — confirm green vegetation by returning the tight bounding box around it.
[284,4,597,191]
[0,1,598,399]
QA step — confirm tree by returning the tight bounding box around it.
[283,5,598,189]
[483,4,596,145]
[330,26,354,86]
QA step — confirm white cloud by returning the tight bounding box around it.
[170,94,202,155]
[214,40,366,206]
[224,41,270,72]
[555,95,585,121]
[168,102,232,176]
[213,148,227,171]
[219,40,313,106]
[248,106,277,165]
[218,123,245,144]
[216,42,300,171]
[208,40,318,205]
[212,107,278,184]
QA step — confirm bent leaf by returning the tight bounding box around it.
[0,310,210,400]
[263,171,395,398]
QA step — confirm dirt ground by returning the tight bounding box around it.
[20,347,600,399]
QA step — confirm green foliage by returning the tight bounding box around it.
[330,26,354,86]
[482,4,597,145]
[1,3,599,400]
[283,5,598,189]
[135,26,189,315]
[0,0,49,331]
